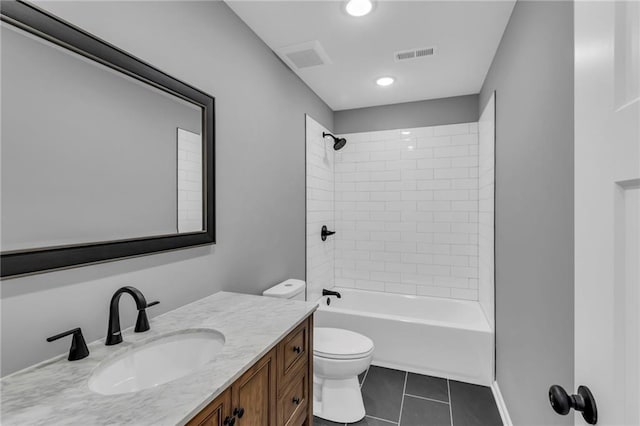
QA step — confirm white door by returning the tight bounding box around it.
[575,1,640,425]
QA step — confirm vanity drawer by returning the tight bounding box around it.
[277,370,308,426]
[277,319,309,386]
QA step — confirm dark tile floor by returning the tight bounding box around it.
[314,366,502,426]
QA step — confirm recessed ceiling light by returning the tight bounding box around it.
[401,131,411,135]
[376,76,395,87]
[345,0,373,17]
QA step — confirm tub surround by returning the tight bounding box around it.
[478,94,496,330]
[0,292,317,425]
[306,114,336,303]
[334,123,480,301]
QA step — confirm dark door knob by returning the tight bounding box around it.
[292,396,300,405]
[223,416,235,426]
[321,225,336,241]
[549,385,597,424]
[293,345,301,354]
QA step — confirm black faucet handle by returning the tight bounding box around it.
[47,327,89,361]
[134,300,159,333]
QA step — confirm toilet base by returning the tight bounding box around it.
[313,375,365,423]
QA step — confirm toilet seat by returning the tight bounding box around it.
[314,327,374,360]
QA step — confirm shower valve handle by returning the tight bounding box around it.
[321,225,336,241]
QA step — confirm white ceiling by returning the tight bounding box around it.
[226,1,515,111]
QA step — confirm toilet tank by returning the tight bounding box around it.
[262,279,306,301]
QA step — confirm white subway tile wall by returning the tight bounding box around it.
[334,123,480,300]
[177,128,203,233]
[306,115,335,302]
[478,95,496,327]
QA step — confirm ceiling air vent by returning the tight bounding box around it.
[277,40,332,70]
[394,46,436,62]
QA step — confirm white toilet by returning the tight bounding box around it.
[263,280,374,424]
[312,327,374,423]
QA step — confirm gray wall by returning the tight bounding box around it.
[333,95,478,134]
[479,1,574,424]
[0,1,332,376]
[2,24,201,250]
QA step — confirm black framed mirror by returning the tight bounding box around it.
[1,1,215,278]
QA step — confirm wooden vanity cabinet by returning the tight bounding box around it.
[187,315,313,426]
[187,388,232,426]
[231,349,277,425]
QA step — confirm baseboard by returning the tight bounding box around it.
[491,381,512,426]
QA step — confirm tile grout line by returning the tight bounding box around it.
[348,367,500,426]
[447,379,454,426]
[364,414,398,425]
[360,367,370,389]
[403,393,450,405]
[396,371,408,426]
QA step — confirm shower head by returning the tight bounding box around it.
[322,132,347,151]
[333,137,347,151]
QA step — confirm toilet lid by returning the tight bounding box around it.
[314,327,374,360]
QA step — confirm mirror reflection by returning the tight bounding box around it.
[1,22,204,252]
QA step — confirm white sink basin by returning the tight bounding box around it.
[88,329,225,395]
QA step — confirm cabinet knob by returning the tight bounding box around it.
[233,407,245,418]
[292,396,301,405]
[223,416,235,426]
[292,346,301,354]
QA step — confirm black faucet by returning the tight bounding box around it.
[105,286,159,346]
[322,289,341,298]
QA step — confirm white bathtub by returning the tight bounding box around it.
[314,288,494,386]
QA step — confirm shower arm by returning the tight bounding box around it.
[322,132,337,142]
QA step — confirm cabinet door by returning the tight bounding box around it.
[187,388,232,426]
[277,320,309,391]
[231,349,277,426]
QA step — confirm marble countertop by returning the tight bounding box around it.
[0,292,317,425]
